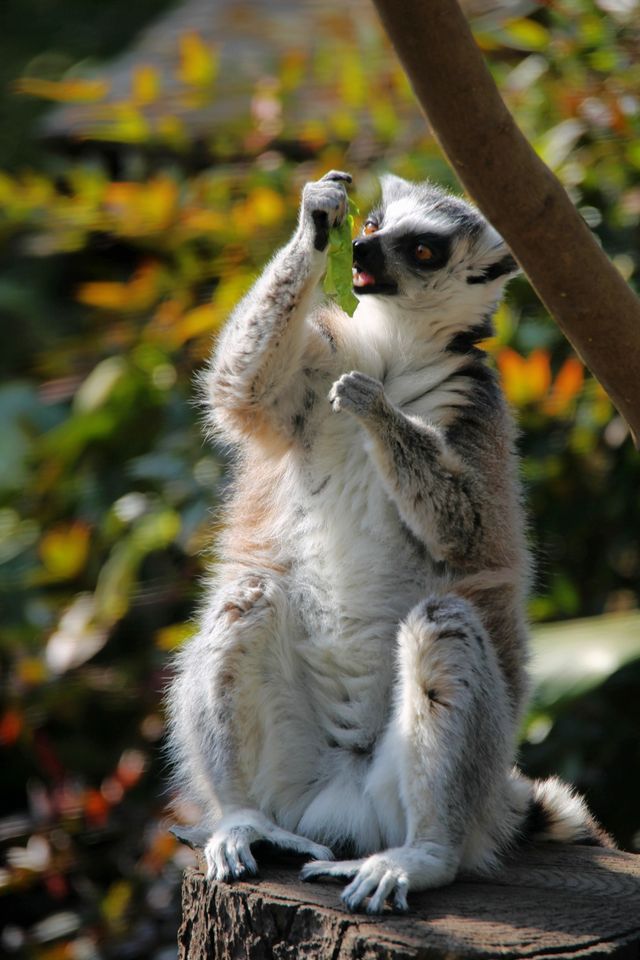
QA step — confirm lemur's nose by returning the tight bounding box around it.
[352,238,371,262]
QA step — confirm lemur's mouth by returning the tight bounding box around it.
[352,266,376,288]
[352,265,398,295]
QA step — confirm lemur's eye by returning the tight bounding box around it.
[363,220,379,236]
[414,243,434,261]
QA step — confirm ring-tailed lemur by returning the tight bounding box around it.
[167,170,612,914]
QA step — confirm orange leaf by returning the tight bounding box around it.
[496,347,526,406]
[544,357,584,416]
[0,709,23,746]
[84,788,110,827]
[527,348,552,401]
[497,347,551,407]
[77,261,162,312]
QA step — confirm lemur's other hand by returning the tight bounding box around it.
[329,370,386,419]
[301,170,352,252]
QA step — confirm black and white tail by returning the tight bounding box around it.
[524,776,615,848]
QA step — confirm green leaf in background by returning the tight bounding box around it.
[324,197,359,316]
[529,611,640,714]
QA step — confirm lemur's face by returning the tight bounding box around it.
[352,175,517,308]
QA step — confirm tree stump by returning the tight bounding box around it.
[178,843,640,959]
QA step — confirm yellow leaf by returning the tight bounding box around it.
[0,172,16,202]
[179,207,226,235]
[330,110,358,140]
[178,32,218,87]
[250,187,286,227]
[89,104,150,144]
[155,622,195,651]
[156,114,187,148]
[39,522,90,580]
[176,303,221,343]
[103,178,178,235]
[102,880,132,924]
[214,273,253,316]
[500,19,550,52]
[132,65,160,105]
[15,76,110,103]
[339,56,365,109]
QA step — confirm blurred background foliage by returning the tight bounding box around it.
[0,0,639,955]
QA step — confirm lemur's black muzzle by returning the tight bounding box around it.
[353,237,385,272]
[352,236,398,295]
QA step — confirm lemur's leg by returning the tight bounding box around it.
[207,171,350,441]
[328,371,488,568]
[167,573,334,881]
[302,594,514,913]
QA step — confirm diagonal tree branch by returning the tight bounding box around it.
[371,0,640,447]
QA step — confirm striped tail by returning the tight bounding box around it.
[524,776,615,849]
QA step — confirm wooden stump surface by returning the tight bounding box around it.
[178,843,640,959]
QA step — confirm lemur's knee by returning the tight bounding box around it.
[396,594,493,713]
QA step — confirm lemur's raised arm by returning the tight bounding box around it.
[205,171,351,446]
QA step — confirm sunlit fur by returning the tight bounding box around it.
[166,171,612,914]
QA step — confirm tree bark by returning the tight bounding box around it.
[178,843,640,959]
[370,0,640,447]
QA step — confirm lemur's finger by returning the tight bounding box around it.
[392,877,410,913]
[342,870,378,912]
[225,839,248,879]
[207,842,231,881]
[366,870,396,914]
[268,825,334,862]
[321,170,352,185]
[304,840,335,861]
[300,859,361,882]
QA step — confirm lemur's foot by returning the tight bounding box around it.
[301,852,409,914]
[301,170,352,251]
[217,574,267,625]
[329,370,386,418]
[204,809,334,882]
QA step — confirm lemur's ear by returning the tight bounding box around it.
[467,234,521,286]
[380,173,412,205]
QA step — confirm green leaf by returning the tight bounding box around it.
[324,197,359,317]
[529,611,640,712]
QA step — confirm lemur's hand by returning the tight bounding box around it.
[301,170,352,252]
[329,371,386,419]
